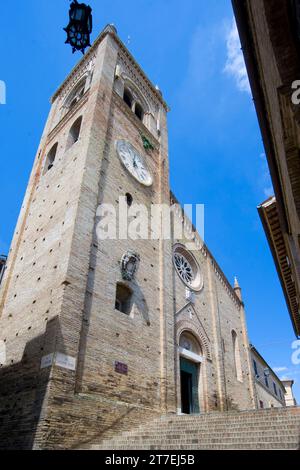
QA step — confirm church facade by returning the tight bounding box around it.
[0,25,257,450]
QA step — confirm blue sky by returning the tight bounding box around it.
[0,0,299,402]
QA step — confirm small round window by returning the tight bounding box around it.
[173,244,203,292]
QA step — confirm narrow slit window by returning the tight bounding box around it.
[253,359,259,377]
[123,88,133,109]
[135,103,144,121]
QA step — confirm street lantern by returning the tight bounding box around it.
[64,0,93,54]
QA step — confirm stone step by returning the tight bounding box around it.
[158,415,300,422]
[98,441,299,450]
[91,441,299,450]
[83,408,300,450]
[160,415,300,423]
[100,433,300,443]
[115,431,299,441]
[96,435,300,444]
[94,443,298,450]
[158,421,300,427]
[107,423,300,438]
[98,438,299,449]
[160,416,300,424]
[122,427,299,437]
[126,420,300,430]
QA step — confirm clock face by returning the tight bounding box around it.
[116,140,153,187]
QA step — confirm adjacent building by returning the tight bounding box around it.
[232,0,300,337]
[251,345,286,409]
[282,379,297,407]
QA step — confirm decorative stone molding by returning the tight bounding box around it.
[52,53,96,103]
[120,250,140,281]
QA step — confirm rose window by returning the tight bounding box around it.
[174,253,194,285]
[173,244,203,292]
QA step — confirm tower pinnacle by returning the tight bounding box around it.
[234,276,242,301]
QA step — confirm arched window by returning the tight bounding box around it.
[115,283,133,315]
[173,244,203,292]
[135,102,144,121]
[66,116,82,151]
[44,143,58,173]
[123,87,133,109]
[66,78,87,111]
[232,330,243,382]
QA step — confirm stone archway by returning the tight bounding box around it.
[177,330,207,415]
[176,318,211,414]
[179,332,202,414]
[176,317,212,361]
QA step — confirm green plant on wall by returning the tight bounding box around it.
[141,135,154,151]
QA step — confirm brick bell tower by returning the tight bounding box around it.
[0,24,176,449]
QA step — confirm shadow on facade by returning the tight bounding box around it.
[0,316,63,450]
[69,406,140,450]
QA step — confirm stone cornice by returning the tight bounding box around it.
[258,197,300,337]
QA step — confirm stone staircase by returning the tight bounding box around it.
[87,407,300,450]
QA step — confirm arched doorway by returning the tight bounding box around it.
[178,332,203,415]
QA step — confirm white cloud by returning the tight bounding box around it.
[177,23,222,107]
[259,152,274,199]
[273,367,288,373]
[263,187,274,198]
[280,375,292,381]
[224,19,251,94]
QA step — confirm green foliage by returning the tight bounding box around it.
[141,135,154,151]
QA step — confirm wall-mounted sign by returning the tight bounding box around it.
[40,352,76,371]
[41,353,54,369]
[115,361,128,375]
[55,353,76,371]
